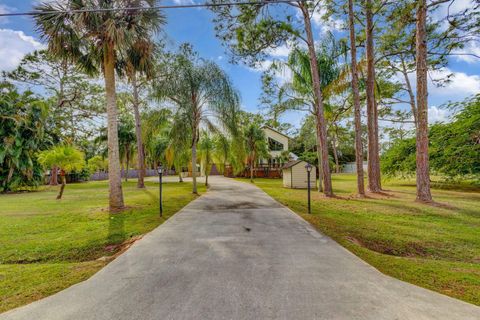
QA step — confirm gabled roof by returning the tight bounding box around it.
[282,160,303,169]
[262,126,291,140]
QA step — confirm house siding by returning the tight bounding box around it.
[262,127,289,159]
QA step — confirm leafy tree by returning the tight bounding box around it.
[244,123,268,182]
[152,44,240,193]
[87,155,108,174]
[382,95,480,182]
[3,50,104,143]
[34,0,163,211]
[212,133,230,175]
[38,145,85,199]
[0,83,49,192]
[198,132,215,187]
[3,50,104,186]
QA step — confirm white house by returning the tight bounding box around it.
[282,160,316,189]
[261,126,297,167]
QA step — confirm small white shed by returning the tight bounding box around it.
[282,160,316,189]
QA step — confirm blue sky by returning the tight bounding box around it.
[0,0,478,129]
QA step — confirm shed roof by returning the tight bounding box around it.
[282,160,303,169]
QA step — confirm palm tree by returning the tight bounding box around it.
[198,132,214,187]
[34,0,163,212]
[38,145,85,199]
[213,133,230,174]
[152,44,240,194]
[142,108,172,169]
[122,40,165,188]
[266,37,342,193]
[244,123,268,182]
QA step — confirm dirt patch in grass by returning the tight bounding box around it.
[346,235,430,258]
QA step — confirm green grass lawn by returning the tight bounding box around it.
[244,174,480,306]
[0,179,205,313]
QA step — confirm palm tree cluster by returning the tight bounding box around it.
[34,0,164,211]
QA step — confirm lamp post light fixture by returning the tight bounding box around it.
[157,164,164,217]
[305,163,312,214]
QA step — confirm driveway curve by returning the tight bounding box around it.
[2,176,479,320]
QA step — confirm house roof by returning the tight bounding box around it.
[282,160,303,169]
[262,126,291,140]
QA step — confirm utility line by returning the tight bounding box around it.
[0,1,294,17]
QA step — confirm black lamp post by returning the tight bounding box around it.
[157,164,164,217]
[305,163,312,214]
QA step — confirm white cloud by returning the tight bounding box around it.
[311,7,344,33]
[428,106,450,123]
[453,42,480,64]
[429,68,480,97]
[0,29,45,72]
[172,0,195,4]
[266,44,292,58]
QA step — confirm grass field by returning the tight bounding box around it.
[0,179,204,313]
[245,174,480,306]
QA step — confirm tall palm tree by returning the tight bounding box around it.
[244,123,268,182]
[152,44,240,194]
[121,40,165,188]
[34,0,163,211]
[266,37,342,193]
[142,108,172,169]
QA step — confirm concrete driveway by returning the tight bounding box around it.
[2,176,479,320]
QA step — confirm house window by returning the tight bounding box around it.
[268,137,284,151]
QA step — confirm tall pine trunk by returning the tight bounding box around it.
[131,73,146,188]
[300,3,333,197]
[104,46,124,211]
[348,0,365,196]
[415,0,432,202]
[316,144,323,192]
[331,132,340,173]
[365,0,382,192]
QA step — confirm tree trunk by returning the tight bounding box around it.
[400,55,418,130]
[300,3,333,197]
[348,0,366,196]
[331,133,340,174]
[365,0,382,192]
[131,73,146,188]
[415,0,433,202]
[56,172,66,200]
[314,114,324,192]
[250,159,254,182]
[125,150,129,182]
[191,142,198,194]
[50,166,58,186]
[178,172,183,182]
[104,45,124,211]
[205,172,209,187]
